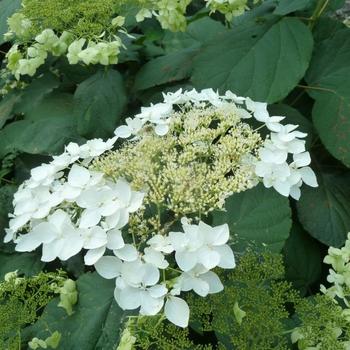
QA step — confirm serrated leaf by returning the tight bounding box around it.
[305,27,350,167]
[297,170,350,247]
[23,273,126,350]
[192,16,313,103]
[73,69,127,138]
[283,222,322,295]
[0,0,21,45]
[274,0,312,16]
[212,184,292,252]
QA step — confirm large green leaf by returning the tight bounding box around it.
[134,17,227,91]
[283,223,322,295]
[0,0,21,45]
[212,184,292,252]
[274,0,312,15]
[24,93,74,121]
[0,93,20,129]
[73,69,127,138]
[192,16,313,103]
[24,272,126,350]
[305,27,350,167]
[297,170,350,247]
[0,252,43,280]
[14,73,60,115]
[0,116,82,158]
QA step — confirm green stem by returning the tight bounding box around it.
[308,0,330,29]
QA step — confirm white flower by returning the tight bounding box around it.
[114,117,144,138]
[169,221,235,272]
[245,97,269,122]
[147,234,174,253]
[15,209,84,262]
[177,265,223,297]
[143,247,169,269]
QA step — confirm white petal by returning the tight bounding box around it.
[181,274,209,297]
[289,185,301,200]
[140,292,164,315]
[211,223,230,246]
[197,247,221,270]
[95,256,122,279]
[155,124,169,136]
[115,286,141,310]
[15,224,56,252]
[68,164,90,187]
[164,297,189,328]
[141,263,160,286]
[293,152,311,167]
[128,192,145,213]
[299,167,318,187]
[58,234,84,260]
[41,239,65,262]
[114,244,138,262]
[175,251,197,272]
[273,180,291,197]
[114,179,131,205]
[83,226,107,249]
[84,246,106,265]
[213,245,236,269]
[114,125,132,138]
[106,229,125,249]
[200,271,224,294]
[148,284,168,298]
[79,208,102,229]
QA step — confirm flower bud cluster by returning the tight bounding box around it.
[4,1,127,79]
[321,233,350,307]
[115,88,317,198]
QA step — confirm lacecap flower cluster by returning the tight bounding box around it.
[5,89,317,327]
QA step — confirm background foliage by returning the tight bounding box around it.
[0,0,350,348]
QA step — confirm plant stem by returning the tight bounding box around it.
[308,0,330,29]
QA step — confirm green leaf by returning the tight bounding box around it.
[0,0,21,45]
[24,93,74,121]
[0,185,16,253]
[0,93,20,129]
[0,252,43,280]
[24,273,126,350]
[14,73,60,115]
[0,116,82,158]
[212,184,292,252]
[297,170,350,247]
[283,222,322,295]
[134,48,197,91]
[274,0,312,15]
[192,16,313,103]
[73,69,127,138]
[134,17,227,91]
[305,27,350,167]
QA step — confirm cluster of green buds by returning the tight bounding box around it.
[4,0,127,79]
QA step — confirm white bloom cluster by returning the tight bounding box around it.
[5,88,318,329]
[115,88,318,198]
[5,136,145,265]
[95,220,235,327]
[205,0,249,21]
[5,15,125,79]
[321,233,350,306]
